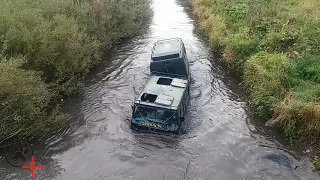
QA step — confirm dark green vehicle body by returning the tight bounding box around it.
[130,38,191,133]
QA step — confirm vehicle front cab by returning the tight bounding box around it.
[130,103,185,133]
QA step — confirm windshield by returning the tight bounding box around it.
[133,105,176,122]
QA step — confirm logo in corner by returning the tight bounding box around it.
[3,142,34,167]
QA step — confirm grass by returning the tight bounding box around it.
[189,0,320,139]
[189,0,320,170]
[0,0,152,146]
[313,156,320,171]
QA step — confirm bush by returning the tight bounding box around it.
[0,0,152,95]
[0,0,152,144]
[0,56,63,144]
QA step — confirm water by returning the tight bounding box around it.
[1,0,319,179]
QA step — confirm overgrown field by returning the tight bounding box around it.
[0,0,152,145]
[190,0,320,139]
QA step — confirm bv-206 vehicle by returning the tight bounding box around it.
[130,38,191,133]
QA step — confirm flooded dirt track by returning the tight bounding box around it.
[1,0,320,179]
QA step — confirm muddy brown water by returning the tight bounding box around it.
[1,0,319,179]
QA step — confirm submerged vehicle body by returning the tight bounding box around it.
[130,38,191,133]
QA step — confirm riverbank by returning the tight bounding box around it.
[188,0,320,168]
[0,0,152,146]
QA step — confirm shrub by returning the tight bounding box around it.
[0,0,152,95]
[0,56,64,143]
[0,0,152,144]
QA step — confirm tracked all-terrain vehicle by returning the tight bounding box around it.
[130,38,191,133]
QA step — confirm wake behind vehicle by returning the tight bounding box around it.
[130,38,191,133]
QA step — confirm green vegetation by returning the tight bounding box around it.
[190,0,320,139]
[313,156,320,171]
[0,0,152,145]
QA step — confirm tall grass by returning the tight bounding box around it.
[0,0,152,145]
[190,0,320,139]
[313,156,320,171]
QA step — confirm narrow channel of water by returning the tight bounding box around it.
[1,0,319,179]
